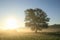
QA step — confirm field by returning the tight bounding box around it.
[0,28,60,40]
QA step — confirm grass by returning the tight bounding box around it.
[0,31,60,40]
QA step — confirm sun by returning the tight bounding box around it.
[5,17,19,30]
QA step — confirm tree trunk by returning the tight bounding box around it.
[35,28,37,33]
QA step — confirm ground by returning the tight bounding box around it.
[0,30,60,40]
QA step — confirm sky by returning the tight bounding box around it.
[0,0,60,27]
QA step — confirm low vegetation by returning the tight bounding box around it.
[0,29,60,40]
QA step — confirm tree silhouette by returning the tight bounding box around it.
[25,8,50,33]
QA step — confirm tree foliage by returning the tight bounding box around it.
[25,8,50,33]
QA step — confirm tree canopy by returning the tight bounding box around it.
[24,8,50,33]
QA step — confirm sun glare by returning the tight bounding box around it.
[5,17,19,30]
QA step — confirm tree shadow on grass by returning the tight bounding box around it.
[46,32,60,37]
[36,31,60,37]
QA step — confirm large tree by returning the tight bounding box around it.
[24,8,50,33]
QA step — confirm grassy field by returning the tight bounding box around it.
[0,30,60,40]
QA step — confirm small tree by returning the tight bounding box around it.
[25,8,50,33]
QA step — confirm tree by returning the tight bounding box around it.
[24,8,50,33]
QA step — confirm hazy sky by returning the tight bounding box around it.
[0,0,60,27]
